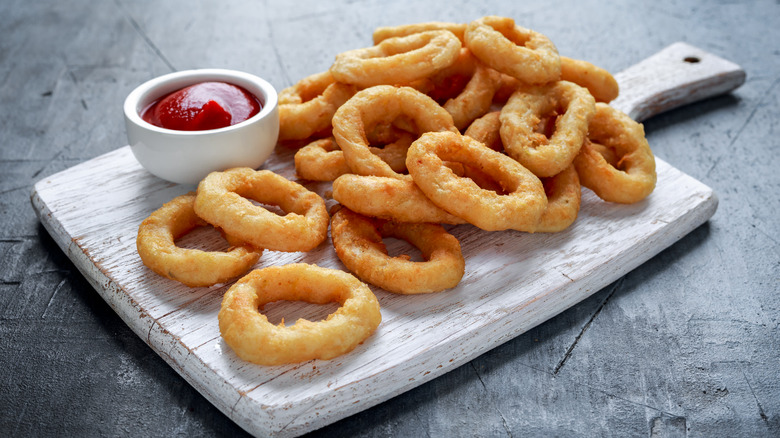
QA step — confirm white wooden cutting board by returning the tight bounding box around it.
[30,43,744,437]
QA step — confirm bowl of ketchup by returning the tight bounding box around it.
[124,69,279,185]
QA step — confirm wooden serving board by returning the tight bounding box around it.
[30,43,743,437]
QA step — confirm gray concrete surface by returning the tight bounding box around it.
[1,0,778,436]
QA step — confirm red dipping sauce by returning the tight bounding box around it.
[141,81,262,131]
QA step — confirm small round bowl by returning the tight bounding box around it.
[124,69,279,185]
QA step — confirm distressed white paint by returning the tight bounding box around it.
[611,42,746,122]
[30,43,742,437]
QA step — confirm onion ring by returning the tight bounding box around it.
[492,73,522,104]
[136,194,261,287]
[194,168,329,252]
[373,21,467,44]
[560,56,619,103]
[464,111,503,151]
[332,85,457,179]
[363,124,417,173]
[330,30,462,88]
[406,131,547,231]
[589,141,620,166]
[573,103,656,203]
[332,174,467,224]
[218,263,381,365]
[331,206,465,294]
[500,80,596,177]
[409,48,502,130]
[398,42,506,131]
[294,127,415,181]
[278,70,356,141]
[535,165,581,233]
[442,62,503,130]
[464,16,560,85]
[409,48,477,100]
[294,137,351,182]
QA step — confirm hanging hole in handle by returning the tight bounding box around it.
[684,56,701,63]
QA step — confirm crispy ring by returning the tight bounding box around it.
[332,174,467,225]
[573,103,656,203]
[492,73,522,104]
[406,131,547,231]
[136,194,261,287]
[294,137,351,181]
[500,80,596,177]
[332,85,457,179]
[363,123,417,173]
[278,71,356,141]
[373,21,467,44]
[294,129,416,181]
[218,263,381,365]
[331,207,465,294]
[464,111,503,151]
[589,141,619,166]
[409,48,477,99]
[535,165,581,233]
[560,56,619,103]
[442,62,504,130]
[464,16,560,85]
[194,168,329,252]
[330,30,462,88]
[408,49,502,130]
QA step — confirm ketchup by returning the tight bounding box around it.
[142,82,261,131]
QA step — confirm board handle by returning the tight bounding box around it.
[610,42,746,122]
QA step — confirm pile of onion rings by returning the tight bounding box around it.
[136,15,658,366]
[285,15,654,223]
[280,14,655,291]
[137,168,330,288]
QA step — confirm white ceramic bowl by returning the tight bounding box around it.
[124,69,279,185]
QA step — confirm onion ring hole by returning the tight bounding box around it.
[382,236,425,263]
[260,299,342,327]
[173,225,234,252]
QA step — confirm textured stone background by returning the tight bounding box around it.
[1,0,778,436]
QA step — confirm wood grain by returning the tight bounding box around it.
[611,42,746,122]
[29,43,742,437]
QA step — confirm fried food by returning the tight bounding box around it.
[560,56,620,103]
[535,165,581,232]
[294,125,417,181]
[136,194,261,287]
[331,207,465,294]
[330,30,462,88]
[332,85,457,179]
[194,168,329,252]
[411,47,476,97]
[464,16,561,85]
[133,15,661,366]
[218,263,381,365]
[406,48,503,131]
[294,137,352,181]
[372,21,467,44]
[406,131,547,231]
[331,174,467,224]
[278,71,356,141]
[500,80,596,177]
[442,61,504,130]
[464,111,503,151]
[573,103,656,203]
